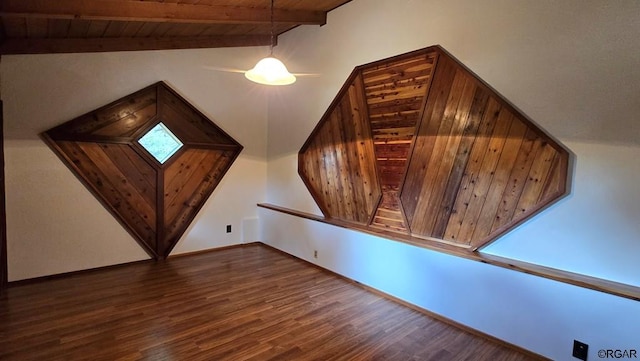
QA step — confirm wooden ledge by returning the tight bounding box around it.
[258,203,640,302]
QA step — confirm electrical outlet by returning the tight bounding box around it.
[573,340,588,361]
[313,250,318,259]
[226,224,231,233]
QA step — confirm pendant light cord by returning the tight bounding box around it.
[269,0,275,56]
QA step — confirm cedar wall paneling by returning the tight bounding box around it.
[299,46,569,251]
[298,73,381,225]
[43,82,243,259]
[363,52,437,232]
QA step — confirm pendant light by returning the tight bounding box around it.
[245,0,296,86]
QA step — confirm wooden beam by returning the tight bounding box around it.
[0,35,272,54]
[0,0,327,25]
[0,20,6,45]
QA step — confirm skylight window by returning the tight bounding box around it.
[138,122,183,164]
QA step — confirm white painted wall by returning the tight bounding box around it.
[264,0,640,359]
[2,47,270,281]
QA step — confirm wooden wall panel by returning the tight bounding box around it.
[54,141,158,254]
[42,82,243,259]
[163,149,236,253]
[400,53,458,226]
[299,46,570,251]
[401,50,568,249]
[158,86,239,147]
[299,73,381,225]
[440,97,501,243]
[46,86,157,140]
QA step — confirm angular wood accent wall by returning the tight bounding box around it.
[299,46,569,251]
[298,73,381,225]
[42,82,242,259]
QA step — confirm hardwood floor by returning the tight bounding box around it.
[0,244,540,360]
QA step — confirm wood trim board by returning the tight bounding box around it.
[258,202,640,302]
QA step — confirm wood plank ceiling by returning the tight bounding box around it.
[0,0,351,54]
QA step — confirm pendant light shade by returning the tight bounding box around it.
[245,0,296,86]
[245,57,296,86]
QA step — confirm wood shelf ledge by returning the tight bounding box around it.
[258,203,640,302]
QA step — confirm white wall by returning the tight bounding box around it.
[483,141,640,286]
[261,209,640,361]
[264,0,640,359]
[2,47,270,281]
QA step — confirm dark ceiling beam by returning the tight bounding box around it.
[0,0,327,25]
[0,35,273,55]
[0,17,6,46]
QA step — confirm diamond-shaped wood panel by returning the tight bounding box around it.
[299,46,569,251]
[42,82,243,259]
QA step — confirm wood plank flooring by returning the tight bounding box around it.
[0,244,539,361]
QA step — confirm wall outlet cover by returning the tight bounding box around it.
[573,340,588,360]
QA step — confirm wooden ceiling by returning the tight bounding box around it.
[0,0,351,54]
